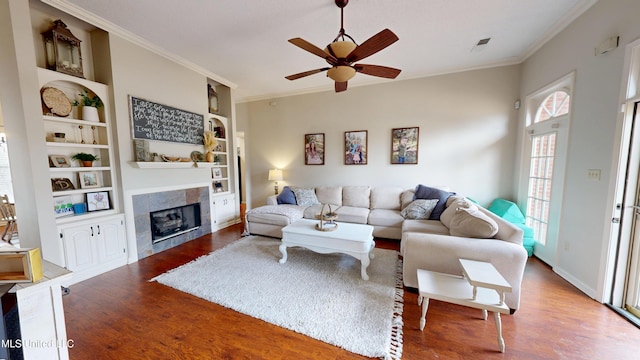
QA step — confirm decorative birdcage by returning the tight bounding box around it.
[315,203,338,231]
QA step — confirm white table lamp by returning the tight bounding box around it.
[268,169,283,195]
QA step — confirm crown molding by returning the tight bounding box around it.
[40,0,237,89]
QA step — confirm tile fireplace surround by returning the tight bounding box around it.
[133,186,211,259]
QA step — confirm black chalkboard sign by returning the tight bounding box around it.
[129,96,204,145]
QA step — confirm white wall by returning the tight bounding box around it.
[108,34,213,193]
[242,65,522,209]
[518,0,640,299]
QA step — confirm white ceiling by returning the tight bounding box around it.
[55,0,597,102]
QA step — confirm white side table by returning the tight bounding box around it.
[417,259,512,353]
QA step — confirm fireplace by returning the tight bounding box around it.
[150,203,201,244]
[132,186,211,260]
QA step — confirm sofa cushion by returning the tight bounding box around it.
[315,186,342,206]
[246,205,304,226]
[335,206,370,224]
[441,196,475,228]
[401,199,439,219]
[342,186,371,208]
[400,189,415,210]
[368,209,404,227]
[276,186,296,205]
[370,187,403,210]
[302,204,327,219]
[402,219,450,235]
[414,184,455,220]
[291,187,319,206]
[448,207,499,238]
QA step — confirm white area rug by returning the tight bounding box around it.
[150,236,403,359]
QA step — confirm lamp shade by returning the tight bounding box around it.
[327,66,356,82]
[268,169,283,181]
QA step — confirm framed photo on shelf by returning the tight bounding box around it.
[305,133,325,165]
[53,196,74,217]
[344,130,368,165]
[86,191,110,212]
[212,168,223,179]
[133,139,150,162]
[391,127,419,164]
[213,182,224,192]
[49,155,71,168]
[79,171,100,189]
[51,178,75,192]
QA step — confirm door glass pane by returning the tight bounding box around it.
[526,132,557,245]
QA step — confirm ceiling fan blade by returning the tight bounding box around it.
[354,64,401,79]
[285,68,330,81]
[288,38,337,64]
[347,29,399,63]
[335,81,348,92]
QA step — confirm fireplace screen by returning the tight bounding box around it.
[150,203,201,243]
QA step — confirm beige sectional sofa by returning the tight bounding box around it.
[246,185,528,312]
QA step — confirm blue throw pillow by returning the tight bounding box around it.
[413,184,455,220]
[277,186,296,205]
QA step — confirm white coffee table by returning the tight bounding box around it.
[279,219,375,280]
[417,259,512,353]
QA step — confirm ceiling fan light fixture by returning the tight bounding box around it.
[285,0,400,92]
[325,40,357,58]
[327,65,356,82]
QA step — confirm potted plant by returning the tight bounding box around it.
[71,152,99,167]
[73,89,103,122]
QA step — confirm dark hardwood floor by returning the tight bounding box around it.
[63,224,639,359]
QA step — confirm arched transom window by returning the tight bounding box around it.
[535,90,570,123]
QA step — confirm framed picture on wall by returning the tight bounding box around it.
[391,127,419,164]
[305,133,325,165]
[344,130,368,165]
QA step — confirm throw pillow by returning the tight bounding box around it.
[440,196,475,228]
[413,184,455,220]
[400,199,439,219]
[276,186,296,205]
[400,189,415,210]
[291,187,320,207]
[448,207,499,238]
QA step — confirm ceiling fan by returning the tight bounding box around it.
[285,0,401,92]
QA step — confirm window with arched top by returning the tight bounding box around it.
[521,73,573,265]
[535,90,570,123]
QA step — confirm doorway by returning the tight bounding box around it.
[610,100,640,324]
[606,39,640,325]
[0,111,18,244]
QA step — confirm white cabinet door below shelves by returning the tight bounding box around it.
[59,214,126,285]
[61,226,97,272]
[95,216,126,265]
[213,194,236,228]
